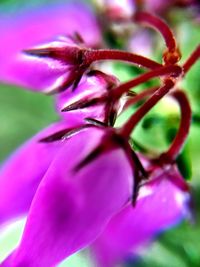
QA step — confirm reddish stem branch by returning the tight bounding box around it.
[134,11,177,53]
[124,86,159,110]
[183,44,200,74]
[161,90,191,162]
[85,49,162,70]
[120,79,175,138]
[62,65,181,113]
[112,64,181,100]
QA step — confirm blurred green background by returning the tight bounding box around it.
[0,0,200,266]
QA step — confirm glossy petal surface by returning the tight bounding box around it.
[91,167,190,267]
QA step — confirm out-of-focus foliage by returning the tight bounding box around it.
[0,85,58,162]
[0,0,64,14]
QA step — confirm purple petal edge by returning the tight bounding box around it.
[0,121,68,226]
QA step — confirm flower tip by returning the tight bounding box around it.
[61,104,77,112]
[61,97,99,112]
[22,48,48,57]
[84,118,107,127]
[23,46,64,60]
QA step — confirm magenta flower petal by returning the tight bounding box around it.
[0,71,119,227]
[2,127,133,266]
[0,3,101,91]
[0,121,69,226]
[91,167,190,267]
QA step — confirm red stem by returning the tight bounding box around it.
[61,65,179,113]
[124,86,158,110]
[183,44,200,74]
[120,79,175,138]
[134,11,177,52]
[82,65,181,108]
[85,49,162,70]
[161,90,191,161]
[112,64,181,100]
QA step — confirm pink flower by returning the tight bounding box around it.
[0,70,119,228]
[1,127,133,266]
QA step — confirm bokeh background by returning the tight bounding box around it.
[0,0,200,266]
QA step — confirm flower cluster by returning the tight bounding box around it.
[0,1,199,267]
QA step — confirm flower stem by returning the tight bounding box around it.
[183,44,200,74]
[133,12,181,65]
[112,65,181,100]
[124,86,159,109]
[134,11,177,53]
[120,79,175,138]
[61,65,181,112]
[160,90,191,162]
[85,49,162,69]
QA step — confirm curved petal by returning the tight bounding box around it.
[0,2,101,91]
[0,121,69,226]
[91,167,190,267]
[1,127,133,266]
